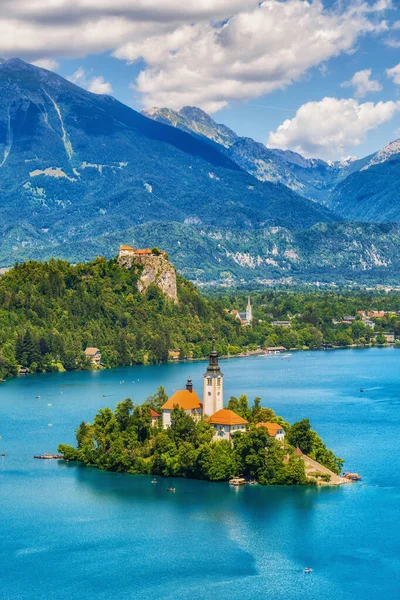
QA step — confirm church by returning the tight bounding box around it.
[230,296,253,326]
[161,342,246,439]
[160,342,285,443]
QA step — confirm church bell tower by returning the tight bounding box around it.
[203,341,224,416]
[246,296,252,323]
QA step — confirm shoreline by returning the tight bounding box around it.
[3,342,398,384]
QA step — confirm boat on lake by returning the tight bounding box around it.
[343,472,362,481]
[229,478,246,486]
[34,454,64,460]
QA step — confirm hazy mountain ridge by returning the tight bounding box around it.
[9,220,400,286]
[144,105,400,217]
[142,105,348,202]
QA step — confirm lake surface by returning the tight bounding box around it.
[1,347,399,600]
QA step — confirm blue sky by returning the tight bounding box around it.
[3,0,399,160]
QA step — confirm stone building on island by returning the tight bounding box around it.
[206,409,248,441]
[160,342,286,445]
[256,422,286,441]
[161,343,225,429]
[161,377,202,428]
[203,341,224,417]
[161,343,247,439]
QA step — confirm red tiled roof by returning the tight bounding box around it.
[161,389,202,410]
[206,409,248,426]
[256,422,285,436]
[150,409,160,418]
[135,248,153,255]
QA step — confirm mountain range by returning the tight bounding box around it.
[143,106,400,222]
[0,58,400,285]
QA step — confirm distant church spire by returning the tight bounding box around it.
[246,296,252,323]
[203,340,224,416]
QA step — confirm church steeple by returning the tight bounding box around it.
[246,296,252,323]
[205,340,222,374]
[203,340,224,416]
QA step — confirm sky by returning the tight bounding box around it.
[1,0,400,160]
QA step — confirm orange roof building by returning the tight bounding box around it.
[161,378,203,428]
[256,422,286,441]
[206,409,247,441]
[135,248,153,255]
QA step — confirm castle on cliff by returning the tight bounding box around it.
[118,244,177,303]
[118,245,167,259]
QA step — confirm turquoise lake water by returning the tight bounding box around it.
[0,347,399,600]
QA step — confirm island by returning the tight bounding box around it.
[59,345,345,486]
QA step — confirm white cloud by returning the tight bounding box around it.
[118,0,389,112]
[0,0,390,112]
[267,97,400,159]
[386,63,400,85]
[341,69,382,98]
[30,58,59,71]
[68,67,86,85]
[88,76,112,94]
[68,67,112,94]
[384,38,400,47]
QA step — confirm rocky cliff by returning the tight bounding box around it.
[118,253,178,303]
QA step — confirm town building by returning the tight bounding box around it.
[203,342,224,416]
[271,320,291,327]
[231,297,253,326]
[161,377,203,428]
[382,332,395,343]
[206,409,248,441]
[150,409,160,427]
[256,422,286,441]
[264,346,287,354]
[168,350,180,361]
[368,311,386,318]
[342,316,356,323]
[362,319,375,329]
[84,347,101,365]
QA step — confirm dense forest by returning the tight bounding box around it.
[0,257,249,380]
[0,257,399,381]
[58,391,344,484]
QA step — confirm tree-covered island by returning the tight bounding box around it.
[58,389,344,486]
